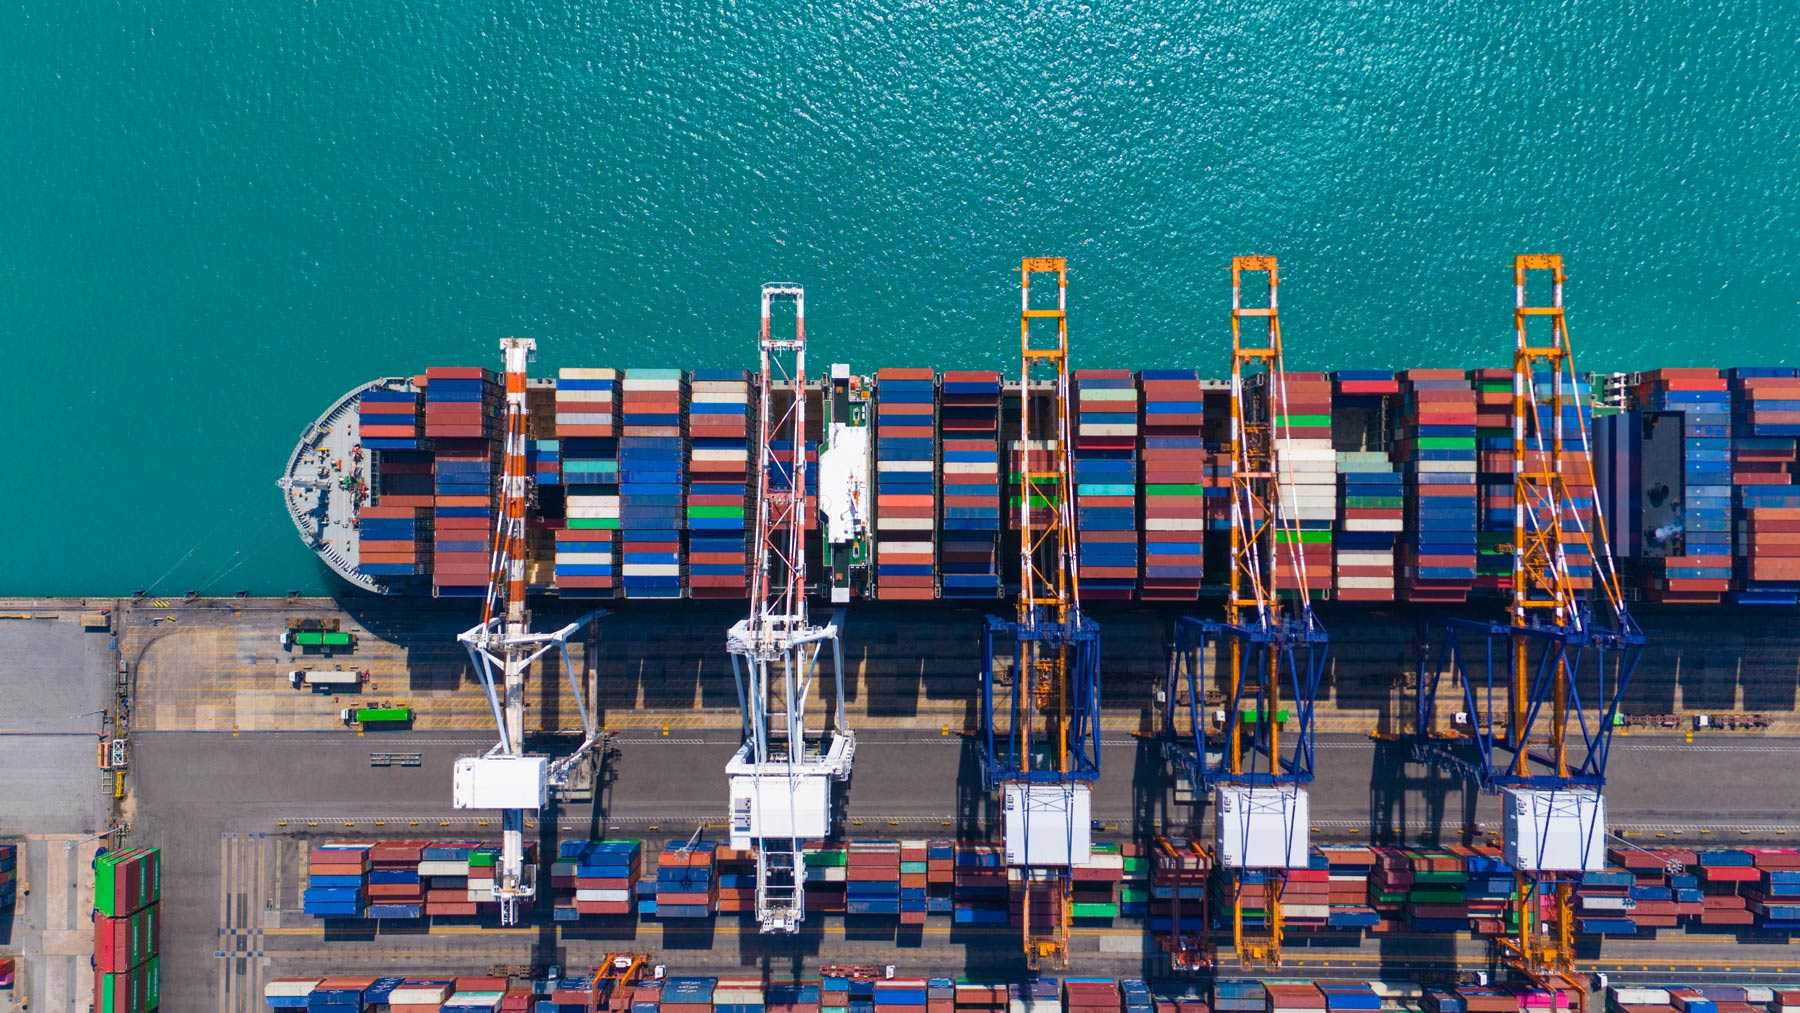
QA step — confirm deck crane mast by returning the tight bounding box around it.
[454,336,607,926]
[1409,255,1645,1008]
[980,257,1102,971]
[725,284,855,934]
[1164,256,1328,969]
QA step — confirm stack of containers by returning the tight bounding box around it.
[302,976,377,1012]
[1214,981,1266,1013]
[94,848,161,1013]
[1011,869,1067,941]
[555,367,620,597]
[619,369,687,598]
[926,840,956,915]
[1315,983,1379,1013]
[802,843,848,915]
[0,842,14,910]
[1008,978,1060,1013]
[1064,980,1122,1013]
[1468,367,1514,593]
[529,438,560,488]
[899,840,929,926]
[302,842,368,917]
[366,841,424,919]
[421,842,504,917]
[426,367,500,597]
[665,977,718,1013]
[1696,848,1758,927]
[1316,845,1380,929]
[1072,370,1140,599]
[1573,867,1636,935]
[1729,368,1800,603]
[1636,369,1732,602]
[1071,843,1124,922]
[1748,850,1800,928]
[1459,846,1513,937]
[371,448,434,506]
[938,371,1004,598]
[875,369,939,600]
[1139,369,1207,600]
[551,840,641,920]
[951,844,1008,926]
[715,846,756,915]
[1118,845,1150,920]
[686,370,753,598]
[357,503,426,577]
[1148,837,1210,942]
[1278,859,1330,932]
[1397,370,1478,602]
[359,387,422,451]
[847,839,902,918]
[1120,981,1154,1013]
[1261,371,1336,597]
[1401,851,1470,934]
[654,841,717,920]
[769,983,824,1013]
[1332,371,1403,602]
[875,978,929,1013]
[713,976,765,1013]
[1265,983,1324,1013]
[953,983,1007,1013]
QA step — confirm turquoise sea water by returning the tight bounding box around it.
[4,2,1796,594]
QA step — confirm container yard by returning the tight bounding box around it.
[16,260,1800,1013]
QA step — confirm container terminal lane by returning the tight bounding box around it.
[8,591,1800,1010]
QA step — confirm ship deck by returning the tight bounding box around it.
[277,377,414,594]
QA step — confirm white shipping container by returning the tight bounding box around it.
[559,368,615,380]
[1609,989,1671,1006]
[265,981,323,998]
[878,460,935,472]
[1078,424,1138,437]
[943,462,998,475]
[555,389,613,402]
[1502,788,1606,872]
[1079,388,1138,402]
[621,564,680,577]
[1146,518,1205,530]
[877,517,935,531]
[621,378,680,391]
[1338,576,1397,590]
[555,412,613,425]
[1003,783,1092,867]
[555,552,611,565]
[417,860,470,876]
[575,888,632,902]
[881,540,934,555]
[1214,785,1309,869]
[1343,519,1404,532]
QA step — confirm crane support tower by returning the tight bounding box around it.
[726,283,856,934]
[980,257,1102,970]
[1407,255,1645,1005]
[1163,256,1328,969]
[454,336,607,926]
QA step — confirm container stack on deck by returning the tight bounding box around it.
[1730,368,1800,604]
[1397,370,1478,602]
[650,841,717,920]
[94,847,161,1013]
[357,503,427,578]
[1262,371,1335,596]
[1636,369,1732,603]
[1139,370,1206,601]
[303,841,369,917]
[938,370,1003,598]
[1074,370,1140,599]
[1333,371,1403,602]
[687,370,753,598]
[875,369,939,600]
[359,390,432,578]
[952,843,1007,926]
[359,387,422,451]
[551,367,618,597]
[425,367,500,597]
[620,370,686,599]
[1468,367,1513,593]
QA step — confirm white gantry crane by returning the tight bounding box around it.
[453,336,606,926]
[726,284,856,933]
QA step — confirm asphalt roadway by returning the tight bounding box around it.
[134,728,1800,1009]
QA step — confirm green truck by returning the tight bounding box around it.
[341,704,413,727]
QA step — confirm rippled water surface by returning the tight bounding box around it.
[5,2,1796,592]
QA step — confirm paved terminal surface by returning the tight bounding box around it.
[132,728,1800,1010]
[8,596,1800,1010]
[0,612,114,836]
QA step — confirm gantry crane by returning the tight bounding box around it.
[588,952,652,1013]
[453,336,606,925]
[1409,255,1644,1005]
[725,284,855,933]
[1163,256,1328,969]
[979,257,1102,970]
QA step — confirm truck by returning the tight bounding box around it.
[288,669,366,692]
[283,628,355,652]
[341,704,413,727]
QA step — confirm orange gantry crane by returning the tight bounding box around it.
[979,257,1102,970]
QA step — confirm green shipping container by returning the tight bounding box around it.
[353,706,412,724]
[293,631,325,646]
[468,849,497,868]
[94,956,158,1013]
[566,517,621,530]
[321,631,353,647]
[1071,901,1119,920]
[94,849,161,919]
[804,850,848,867]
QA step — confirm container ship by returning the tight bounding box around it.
[280,364,1800,606]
